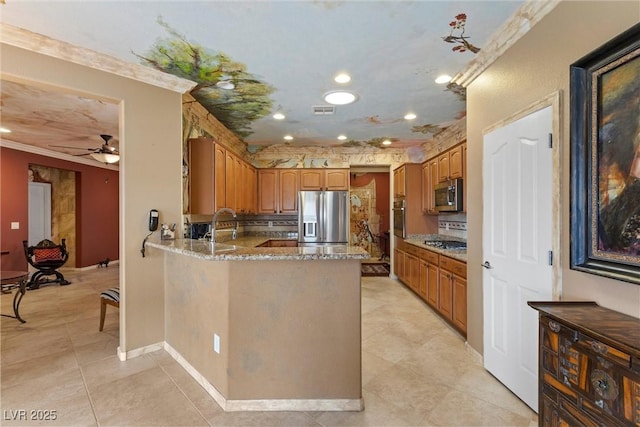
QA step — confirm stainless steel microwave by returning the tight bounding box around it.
[434,178,463,212]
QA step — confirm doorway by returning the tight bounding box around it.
[28,165,77,267]
[349,166,390,261]
[482,95,561,411]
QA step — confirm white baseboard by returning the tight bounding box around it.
[119,341,164,361]
[163,342,364,412]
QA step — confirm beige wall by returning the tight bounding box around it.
[164,253,361,403]
[466,2,640,353]
[1,44,184,352]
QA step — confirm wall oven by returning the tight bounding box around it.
[434,178,463,212]
[392,199,406,238]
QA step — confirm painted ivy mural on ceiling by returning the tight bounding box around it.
[134,17,274,139]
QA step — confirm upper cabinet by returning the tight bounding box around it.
[257,169,299,214]
[437,144,463,182]
[188,138,257,215]
[421,159,438,215]
[188,138,216,215]
[393,166,406,198]
[422,141,467,214]
[299,169,349,191]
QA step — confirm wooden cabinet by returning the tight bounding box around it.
[529,302,640,427]
[188,138,216,215]
[189,138,256,214]
[257,169,299,214]
[214,143,226,211]
[393,166,406,197]
[243,163,257,214]
[421,159,438,215]
[436,143,464,183]
[395,238,467,337]
[299,169,349,191]
[439,255,467,334]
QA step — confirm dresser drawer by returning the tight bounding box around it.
[575,332,632,370]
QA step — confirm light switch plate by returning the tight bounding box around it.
[214,334,220,354]
[11,222,19,230]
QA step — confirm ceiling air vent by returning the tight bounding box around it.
[312,105,336,115]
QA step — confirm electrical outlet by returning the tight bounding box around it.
[213,333,220,354]
[11,222,19,230]
[268,221,273,227]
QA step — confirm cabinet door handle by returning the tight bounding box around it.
[548,320,561,333]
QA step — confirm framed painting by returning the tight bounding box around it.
[570,22,640,284]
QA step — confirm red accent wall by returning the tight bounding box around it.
[350,172,391,233]
[1,147,119,270]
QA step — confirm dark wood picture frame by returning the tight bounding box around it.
[570,23,640,285]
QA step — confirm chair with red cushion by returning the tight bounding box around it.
[23,239,70,289]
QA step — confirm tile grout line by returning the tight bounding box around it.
[156,360,214,426]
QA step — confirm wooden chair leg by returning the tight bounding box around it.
[99,298,107,331]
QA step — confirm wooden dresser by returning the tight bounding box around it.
[528,302,640,427]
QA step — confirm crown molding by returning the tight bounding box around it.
[0,23,197,94]
[0,139,119,171]
[452,0,560,87]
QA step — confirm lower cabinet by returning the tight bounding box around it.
[395,240,467,336]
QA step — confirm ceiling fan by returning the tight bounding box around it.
[51,134,120,164]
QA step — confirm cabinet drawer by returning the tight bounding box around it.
[439,256,466,279]
[404,244,421,257]
[421,249,439,264]
[575,332,631,370]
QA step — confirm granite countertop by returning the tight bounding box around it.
[146,237,370,261]
[403,236,467,263]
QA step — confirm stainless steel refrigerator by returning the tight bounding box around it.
[298,191,349,246]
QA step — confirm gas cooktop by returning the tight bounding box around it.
[423,240,467,250]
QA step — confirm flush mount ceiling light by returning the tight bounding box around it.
[435,74,452,84]
[334,73,351,84]
[404,113,417,120]
[283,135,293,141]
[272,112,285,120]
[0,127,11,133]
[337,135,347,141]
[323,90,358,105]
[215,80,235,90]
[382,140,392,146]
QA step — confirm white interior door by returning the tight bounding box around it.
[482,105,553,411]
[28,182,52,245]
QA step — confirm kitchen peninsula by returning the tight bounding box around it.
[146,237,369,412]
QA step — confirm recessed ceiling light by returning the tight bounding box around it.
[334,73,351,84]
[0,127,11,133]
[337,135,347,141]
[273,112,285,120]
[382,140,392,146]
[323,90,358,105]
[404,113,417,120]
[435,74,452,84]
[284,135,293,141]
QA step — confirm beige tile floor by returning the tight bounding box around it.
[1,266,537,426]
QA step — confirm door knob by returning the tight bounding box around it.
[481,261,493,269]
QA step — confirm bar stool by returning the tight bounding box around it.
[99,287,119,331]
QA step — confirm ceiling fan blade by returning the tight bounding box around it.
[49,145,96,151]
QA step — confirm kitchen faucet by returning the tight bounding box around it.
[211,208,237,243]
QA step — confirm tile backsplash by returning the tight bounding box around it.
[438,212,467,240]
